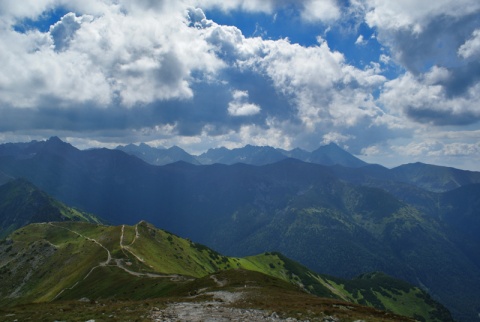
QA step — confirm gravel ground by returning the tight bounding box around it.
[150,291,305,322]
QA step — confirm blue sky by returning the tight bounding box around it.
[0,0,479,170]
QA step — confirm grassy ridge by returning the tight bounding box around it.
[0,179,102,239]
[0,221,453,321]
[0,223,107,305]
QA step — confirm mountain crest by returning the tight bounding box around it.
[0,221,453,322]
[0,179,101,238]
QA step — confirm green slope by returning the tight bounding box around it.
[0,179,102,239]
[0,221,452,322]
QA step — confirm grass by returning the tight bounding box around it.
[373,288,430,319]
[0,269,410,322]
[0,221,451,321]
[0,299,168,322]
[57,266,178,301]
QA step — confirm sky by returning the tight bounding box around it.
[0,0,480,170]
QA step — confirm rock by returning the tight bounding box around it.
[322,316,339,322]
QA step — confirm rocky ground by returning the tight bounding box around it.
[150,291,345,322]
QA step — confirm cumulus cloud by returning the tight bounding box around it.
[0,2,226,109]
[193,0,341,23]
[192,0,276,13]
[241,36,388,142]
[0,0,479,169]
[392,139,480,163]
[355,34,366,45]
[458,29,480,59]
[0,1,398,155]
[301,0,341,23]
[380,67,480,125]
[365,0,480,76]
[365,0,480,33]
[228,90,261,116]
[362,0,480,131]
[49,12,83,52]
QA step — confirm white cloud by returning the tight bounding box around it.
[380,67,480,125]
[365,0,480,33]
[236,119,295,149]
[458,29,480,59]
[0,0,479,171]
[228,90,261,116]
[242,36,387,134]
[301,0,341,23]
[379,54,391,65]
[322,132,353,145]
[392,139,480,161]
[355,34,366,45]
[0,27,112,108]
[49,12,89,52]
[192,0,341,23]
[0,3,225,108]
[0,0,58,22]
[192,0,275,13]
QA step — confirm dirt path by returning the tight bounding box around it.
[48,223,113,300]
[210,274,228,287]
[48,223,193,301]
[51,223,188,301]
[48,223,112,265]
[120,224,148,265]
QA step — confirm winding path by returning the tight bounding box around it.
[48,223,112,266]
[120,224,147,264]
[50,223,185,301]
[49,223,112,300]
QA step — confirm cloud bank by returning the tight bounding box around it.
[0,0,479,170]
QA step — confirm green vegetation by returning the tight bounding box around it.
[323,272,453,322]
[0,221,452,321]
[0,179,102,239]
[0,138,478,321]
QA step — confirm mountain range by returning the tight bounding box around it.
[117,143,201,166]
[0,137,479,321]
[0,218,452,321]
[116,141,368,167]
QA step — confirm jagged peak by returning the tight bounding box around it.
[44,136,76,150]
[46,136,63,143]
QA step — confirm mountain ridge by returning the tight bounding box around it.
[0,221,452,321]
[117,141,369,168]
[0,178,102,239]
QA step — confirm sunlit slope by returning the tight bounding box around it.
[0,221,452,321]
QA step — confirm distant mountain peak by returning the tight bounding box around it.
[309,143,368,168]
[47,136,62,142]
[116,143,200,166]
[42,136,78,155]
[44,136,74,148]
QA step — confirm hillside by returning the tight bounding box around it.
[391,162,480,192]
[0,221,452,321]
[0,178,101,239]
